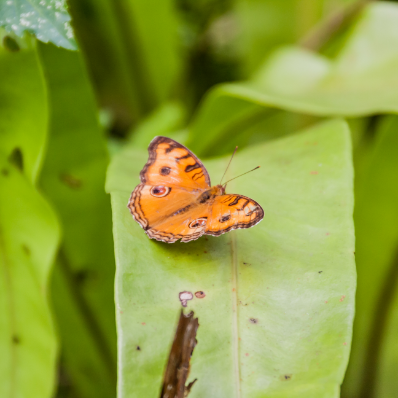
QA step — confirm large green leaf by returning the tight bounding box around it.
[106,119,355,397]
[342,116,398,398]
[38,43,116,397]
[0,33,47,183]
[0,157,60,398]
[0,0,76,50]
[187,2,398,157]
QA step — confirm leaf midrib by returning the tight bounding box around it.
[230,233,241,398]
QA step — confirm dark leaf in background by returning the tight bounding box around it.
[38,43,117,398]
[342,116,398,398]
[68,0,181,134]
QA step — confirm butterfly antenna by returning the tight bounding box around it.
[220,146,238,185]
[222,166,260,186]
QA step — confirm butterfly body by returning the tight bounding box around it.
[128,137,264,243]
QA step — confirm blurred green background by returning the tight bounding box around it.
[1,0,398,397]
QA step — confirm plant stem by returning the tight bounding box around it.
[300,0,375,51]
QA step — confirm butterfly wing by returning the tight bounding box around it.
[129,184,210,243]
[139,136,211,189]
[129,136,213,243]
[129,188,263,243]
[205,194,264,236]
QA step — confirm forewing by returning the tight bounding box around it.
[128,184,211,243]
[205,194,264,236]
[140,136,211,189]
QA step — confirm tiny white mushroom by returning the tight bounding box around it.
[179,291,193,307]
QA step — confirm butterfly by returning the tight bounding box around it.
[128,136,264,243]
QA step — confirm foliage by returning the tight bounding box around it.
[1,1,398,398]
[0,36,60,398]
[107,120,355,397]
[0,0,76,50]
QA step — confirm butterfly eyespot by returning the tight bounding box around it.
[150,186,171,197]
[189,218,207,229]
[160,166,171,175]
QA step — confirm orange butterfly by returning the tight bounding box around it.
[128,137,264,243]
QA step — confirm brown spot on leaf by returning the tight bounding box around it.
[249,318,258,324]
[195,291,205,298]
[136,345,141,351]
[12,335,20,344]
[74,270,89,284]
[61,173,83,189]
[8,148,23,171]
[280,374,292,381]
[22,244,30,256]
[340,295,346,302]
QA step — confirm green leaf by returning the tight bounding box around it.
[38,43,116,397]
[68,0,181,125]
[0,0,76,50]
[0,33,47,183]
[106,119,355,397]
[187,2,398,157]
[342,116,398,398]
[234,0,321,76]
[0,157,60,398]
